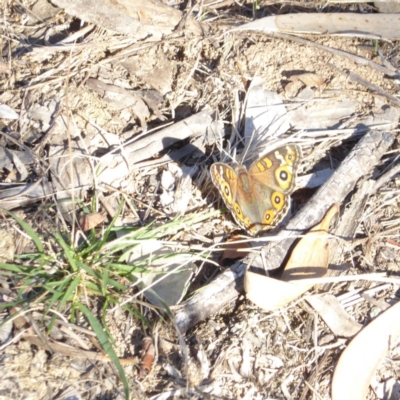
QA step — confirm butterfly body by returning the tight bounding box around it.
[210,145,301,235]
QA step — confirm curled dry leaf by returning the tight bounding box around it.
[78,212,106,231]
[281,204,338,281]
[290,72,325,88]
[244,204,338,312]
[220,235,251,262]
[332,300,400,400]
[284,80,304,98]
[140,336,155,377]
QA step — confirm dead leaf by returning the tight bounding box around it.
[220,235,251,262]
[78,212,106,231]
[122,49,174,95]
[332,300,400,400]
[0,103,19,119]
[290,72,324,87]
[244,270,312,312]
[244,204,338,312]
[282,204,338,281]
[12,152,28,181]
[306,294,362,338]
[284,80,304,98]
[140,336,155,377]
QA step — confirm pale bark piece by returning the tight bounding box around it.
[11,153,28,181]
[375,1,400,12]
[120,233,195,308]
[0,109,220,210]
[0,228,14,263]
[289,99,356,130]
[307,295,362,338]
[98,107,219,185]
[244,77,290,161]
[0,317,12,345]
[234,14,400,39]
[297,169,334,190]
[0,181,60,210]
[50,0,203,40]
[332,300,400,400]
[321,179,375,290]
[0,147,35,172]
[139,261,195,308]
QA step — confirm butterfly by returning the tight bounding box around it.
[210,145,301,235]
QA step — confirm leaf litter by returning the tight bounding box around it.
[1,0,400,399]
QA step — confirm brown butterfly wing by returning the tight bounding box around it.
[211,163,262,233]
[234,167,274,234]
[247,145,301,233]
[210,163,238,212]
[211,145,301,235]
[248,145,301,194]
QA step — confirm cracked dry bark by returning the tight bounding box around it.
[173,130,395,333]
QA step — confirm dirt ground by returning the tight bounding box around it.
[1,0,400,399]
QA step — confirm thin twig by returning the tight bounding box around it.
[271,32,400,78]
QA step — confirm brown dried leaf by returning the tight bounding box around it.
[140,336,155,377]
[78,212,106,231]
[290,72,325,87]
[244,273,310,312]
[284,80,304,98]
[282,204,338,281]
[220,235,251,262]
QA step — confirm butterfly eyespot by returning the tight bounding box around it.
[271,192,285,211]
[244,217,252,227]
[221,182,233,204]
[279,170,288,181]
[234,203,244,221]
[263,210,275,225]
[275,166,292,190]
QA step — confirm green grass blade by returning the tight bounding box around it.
[47,276,80,333]
[0,262,33,275]
[101,265,109,296]
[77,304,129,399]
[1,209,44,253]
[54,232,78,272]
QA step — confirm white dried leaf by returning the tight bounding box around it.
[0,103,18,119]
